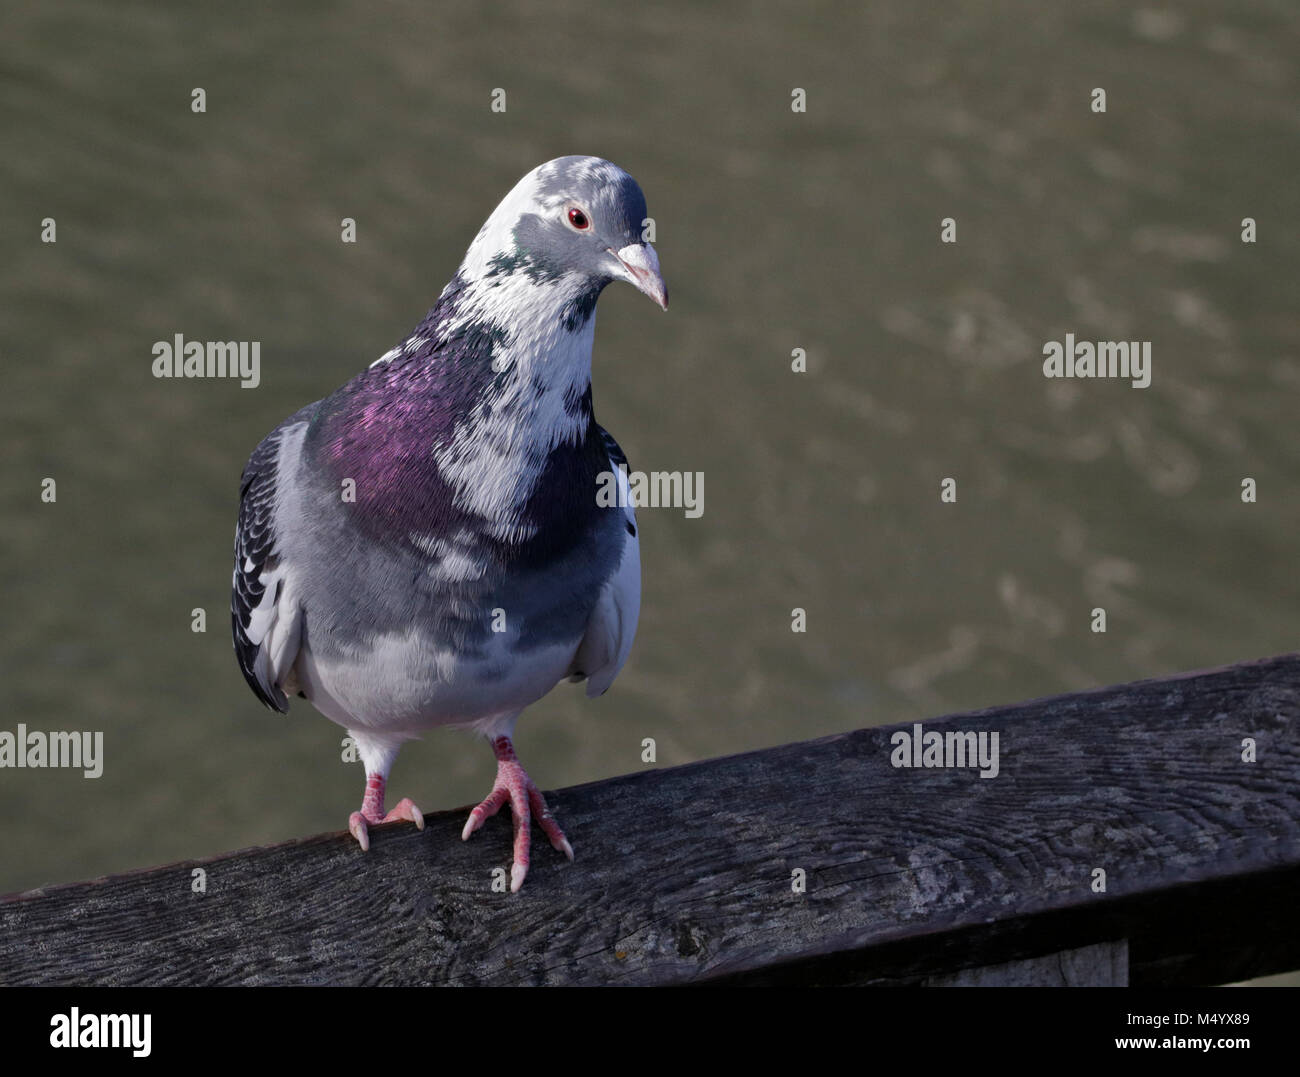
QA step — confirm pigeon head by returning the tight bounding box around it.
[463,156,668,313]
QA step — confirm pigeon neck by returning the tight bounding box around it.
[418,267,600,522]
[437,262,600,429]
[313,264,605,537]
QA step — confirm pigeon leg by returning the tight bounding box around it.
[348,772,424,852]
[461,735,573,892]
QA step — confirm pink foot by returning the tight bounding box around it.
[461,736,573,892]
[347,772,424,852]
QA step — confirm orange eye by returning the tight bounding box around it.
[568,208,590,230]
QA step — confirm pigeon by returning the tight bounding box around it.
[232,156,666,891]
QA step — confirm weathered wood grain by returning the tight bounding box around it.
[3,655,1299,986]
[927,941,1128,987]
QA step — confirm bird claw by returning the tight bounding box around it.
[387,797,426,830]
[348,797,424,852]
[462,754,572,892]
[349,811,371,852]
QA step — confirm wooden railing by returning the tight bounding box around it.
[3,655,1298,986]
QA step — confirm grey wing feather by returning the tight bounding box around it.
[231,404,315,711]
[570,424,641,697]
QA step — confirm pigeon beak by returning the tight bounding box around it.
[609,243,668,311]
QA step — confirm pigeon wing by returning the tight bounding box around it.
[231,405,314,711]
[570,425,641,698]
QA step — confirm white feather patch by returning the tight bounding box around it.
[432,275,596,521]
